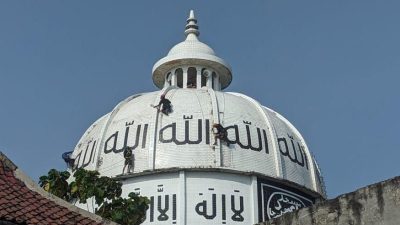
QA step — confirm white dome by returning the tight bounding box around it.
[168,39,216,56]
[71,10,326,224]
[72,88,325,196]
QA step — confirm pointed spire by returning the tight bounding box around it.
[185,10,200,39]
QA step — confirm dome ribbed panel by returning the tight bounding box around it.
[263,108,314,191]
[311,154,327,196]
[220,93,277,176]
[154,89,215,169]
[72,114,109,171]
[168,40,215,56]
[97,93,158,177]
[213,92,231,167]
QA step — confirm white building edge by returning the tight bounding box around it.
[69,10,326,225]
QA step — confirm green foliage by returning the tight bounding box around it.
[39,169,71,199]
[97,192,149,225]
[39,168,149,225]
[69,168,122,205]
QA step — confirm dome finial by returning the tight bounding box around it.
[185,10,200,38]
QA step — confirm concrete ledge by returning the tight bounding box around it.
[115,167,324,199]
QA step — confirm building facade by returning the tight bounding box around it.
[69,10,326,225]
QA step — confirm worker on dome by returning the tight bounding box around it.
[212,123,229,146]
[154,94,172,115]
[122,147,134,174]
[62,151,75,169]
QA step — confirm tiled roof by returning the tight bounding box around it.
[0,152,117,225]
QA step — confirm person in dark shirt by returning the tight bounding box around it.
[122,147,134,174]
[212,123,229,146]
[154,94,172,115]
[62,151,75,168]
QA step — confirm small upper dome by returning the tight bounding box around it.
[152,10,232,90]
[167,39,216,56]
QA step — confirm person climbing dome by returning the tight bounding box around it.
[122,146,134,174]
[212,123,229,146]
[62,151,75,168]
[154,94,172,115]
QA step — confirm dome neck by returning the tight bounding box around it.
[185,33,199,41]
[163,66,221,90]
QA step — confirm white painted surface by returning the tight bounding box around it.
[122,172,254,225]
[72,89,324,196]
[70,10,326,225]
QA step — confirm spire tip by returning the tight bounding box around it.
[189,10,195,19]
[185,10,199,38]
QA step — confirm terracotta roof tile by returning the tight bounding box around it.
[0,152,113,225]
[82,218,95,225]
[30,218,40,224]
[58,215,69,223]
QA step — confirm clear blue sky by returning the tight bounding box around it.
[1,1,399,198]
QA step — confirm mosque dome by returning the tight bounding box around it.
[69,10,325,225]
